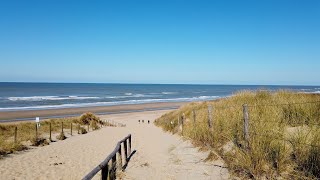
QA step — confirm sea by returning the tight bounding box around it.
[0,82,319,112]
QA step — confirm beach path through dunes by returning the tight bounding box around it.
[121,111,229,180]
[0,110,228,180]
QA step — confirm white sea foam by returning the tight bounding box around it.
[0,95,220,111]
[105,94,160,99]
[161,92,177,95]
[8,96,100,101]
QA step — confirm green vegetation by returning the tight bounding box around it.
[155,91,320,179]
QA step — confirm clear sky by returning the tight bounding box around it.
[0,0,319,85]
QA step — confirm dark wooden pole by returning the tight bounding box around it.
[70,123,73,136]
[101,163,109,180]
[208,105,213,132]
[49,123,52,141]
[35,124,38,140]
[14,126,17,143]
[61,122,64,133]
[123,140,128,164]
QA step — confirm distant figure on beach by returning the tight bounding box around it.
[138,120,140,123]
[148,120,150,124]
[142,120,144,123]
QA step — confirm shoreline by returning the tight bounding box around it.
[0,102,187,123]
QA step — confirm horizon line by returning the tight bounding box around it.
[0,81,319,87]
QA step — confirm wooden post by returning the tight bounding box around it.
[124,140,128,164]
[101,163,109,180]
[78,124,80,134]
[49,123,52,141]
[243,104,250,148]
[70,123,72,136]
[88,124,90,132]
[35,124,38,140]
[181,113,185,135]
[14,126,17,143]
[61,122,64,133]
[208,105,213,131]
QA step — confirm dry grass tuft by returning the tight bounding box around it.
[56,132,67,140]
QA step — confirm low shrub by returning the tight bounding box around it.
[78,127,87,134]
[56,132,67,140]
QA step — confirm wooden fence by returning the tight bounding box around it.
[82,134,132,180]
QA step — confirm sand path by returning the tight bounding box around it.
[0,110,228,180]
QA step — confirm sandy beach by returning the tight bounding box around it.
[0,102,186,122]
[0,109,228,179]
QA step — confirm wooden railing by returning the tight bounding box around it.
[82,134,132,180]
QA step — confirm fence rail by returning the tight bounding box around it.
[82,134,132,180]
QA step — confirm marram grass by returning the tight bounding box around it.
[155,90,320,179]
[0,112,112,157]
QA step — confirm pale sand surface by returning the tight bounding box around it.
[0,110,228,180]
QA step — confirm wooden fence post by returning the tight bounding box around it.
[101,163,109,180]
[49,123,52,141]
[78,124,80,134]
[70,123,73,136]
[181,113,185,135]
[124,140,128,164]
[208,105,213,132]
[243,104,250,149]
[14,126,17,143]
[61,122,64,133]
[35,124,38,140]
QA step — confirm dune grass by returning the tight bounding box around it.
[0,112,113,157]
[155,90,320,179]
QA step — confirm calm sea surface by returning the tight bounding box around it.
[0,83,319,111]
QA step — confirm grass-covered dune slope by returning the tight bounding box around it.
[155,91,320,179]
[0,112,111,156]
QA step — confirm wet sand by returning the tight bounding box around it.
[0,102,186,122]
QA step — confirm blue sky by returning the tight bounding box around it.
[0,0,319,85]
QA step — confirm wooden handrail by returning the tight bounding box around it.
[82,134,132,180]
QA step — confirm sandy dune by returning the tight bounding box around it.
[0,110,228,180]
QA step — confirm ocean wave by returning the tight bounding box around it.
[106,94,160,99]
[161,92,177,95]
[8,96,100,101]
[0,95,220,111]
